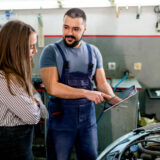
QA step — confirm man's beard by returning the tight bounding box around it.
[63,35,81,48]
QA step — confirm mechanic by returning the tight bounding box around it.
[40,8,121,160]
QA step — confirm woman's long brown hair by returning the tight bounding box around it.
[0,20,36,97]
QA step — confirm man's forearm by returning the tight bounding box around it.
[46,81,87,99]
[97,82,115,97]
[97,82,122,104]
[45,81,113,104]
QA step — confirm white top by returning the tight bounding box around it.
[0,71,41,126]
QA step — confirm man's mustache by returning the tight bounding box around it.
[65,35,76,39]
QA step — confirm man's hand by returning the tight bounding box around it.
[107,96,122,105]
[85,90,112,104]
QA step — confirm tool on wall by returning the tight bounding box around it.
[154,5,160,32]
[109,0,115,5]
[37,13,44,48]
[5,11,11,20]
[57,0,63,8]
[136,6,141,19]
[5,10,16,20]
[115,4,119,18]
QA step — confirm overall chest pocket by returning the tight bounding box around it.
[67,79,90,89]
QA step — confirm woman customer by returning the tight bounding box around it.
[0,20,48,160]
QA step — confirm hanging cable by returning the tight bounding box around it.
[96,71,129,124]
[113,72,129,92]
[96,108,104,124]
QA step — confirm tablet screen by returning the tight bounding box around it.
[104,85,137,112]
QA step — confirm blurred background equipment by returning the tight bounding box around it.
[32,77,48,159]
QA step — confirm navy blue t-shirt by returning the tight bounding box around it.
[40,39,103,78]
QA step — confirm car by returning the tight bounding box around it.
[97,123,160,160]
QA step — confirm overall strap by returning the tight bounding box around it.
[86,43,93,71]
[55,43,69,68]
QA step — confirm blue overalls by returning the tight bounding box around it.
[47,42,98,160]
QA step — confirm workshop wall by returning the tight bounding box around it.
[0,6,160,107]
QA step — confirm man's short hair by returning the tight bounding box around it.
[64,8,86,24]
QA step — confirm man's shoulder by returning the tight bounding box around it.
[44,39,63,49]
[42,42,60,55]
[82,41,98,49]
[82,41,99,53]
[45,42,56,50]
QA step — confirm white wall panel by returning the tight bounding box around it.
[0,6,159,35]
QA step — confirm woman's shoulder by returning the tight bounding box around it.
[0,71,25,95]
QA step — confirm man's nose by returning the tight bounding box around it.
[67,28,73,35]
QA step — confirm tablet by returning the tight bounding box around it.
[104,85,137,112]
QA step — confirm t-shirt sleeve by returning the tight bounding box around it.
[39,44,57,68]
[93,46,103,69]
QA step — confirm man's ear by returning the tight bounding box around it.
[83,26,87,33]
[84,26,87,32]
